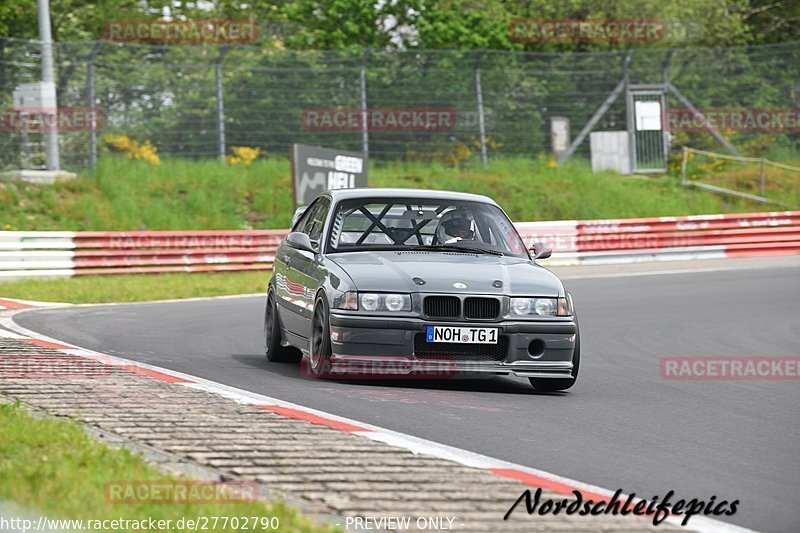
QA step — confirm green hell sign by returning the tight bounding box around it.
[290,144,368,207]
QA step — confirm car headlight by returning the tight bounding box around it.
[335,292,411,312]
[361,293,380,311]
[362,293,410,312]
[384,294,407,311]
[510,297,572,317]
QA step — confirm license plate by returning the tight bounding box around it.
[426,325,498,344]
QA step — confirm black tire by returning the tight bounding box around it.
[306,295,333,378]
[529,328,580,392]
[265,289,300,363]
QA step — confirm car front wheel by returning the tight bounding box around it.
[306,296,333,378]
[265,289,300,363]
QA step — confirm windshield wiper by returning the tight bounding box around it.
[417,244,504,256]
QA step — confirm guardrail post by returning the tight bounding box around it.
[661,50,673,170]
[86,41,103,172]
[681,146,688,186]
[38,0,59,170]
[215,46,230,161]
[359,47,371,158]
[475,51,488,168]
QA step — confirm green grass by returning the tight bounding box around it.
[0,271,268,304]
[681,151,800,206]
[0,155,771,232]
[372,158,754,221]
[0,157,294,231]
[0,401,337,532]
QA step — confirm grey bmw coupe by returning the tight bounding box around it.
[265,188,580,391]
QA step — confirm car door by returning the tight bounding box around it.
[274,199,322,336]
[289,196,332,339]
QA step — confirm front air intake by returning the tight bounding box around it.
[464,297,500,320]
[424,295,460,319]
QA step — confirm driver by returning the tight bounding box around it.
[435,208,476,244]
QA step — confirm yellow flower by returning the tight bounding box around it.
[226,146,262,166]
[102,134,161,165]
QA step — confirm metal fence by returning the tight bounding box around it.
[681,147,800,207]
[1,37,799,171]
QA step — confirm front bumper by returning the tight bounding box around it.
[328,313,577,378]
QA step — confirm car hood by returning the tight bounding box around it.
[328,250,563,296]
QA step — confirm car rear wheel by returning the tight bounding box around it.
[529,329,580,392]
[306,296,332,378]
[265,289,300,363]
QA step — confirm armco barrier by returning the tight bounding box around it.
[0,230,286,279]
[516,210,800,266]
[0,212,798,279]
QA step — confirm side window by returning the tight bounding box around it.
[307,198,331,245]
[294,199,321,235]
[290,207,308,230]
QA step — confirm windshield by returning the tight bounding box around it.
[327,198,529,258]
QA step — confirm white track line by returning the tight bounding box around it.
[15,292,268,309]
[0,313,757,533]
[556,263,799,280]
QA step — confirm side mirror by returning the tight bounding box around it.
[285,232,316,253]
[530,241,552,260]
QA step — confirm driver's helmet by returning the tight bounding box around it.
[436,207,476,244]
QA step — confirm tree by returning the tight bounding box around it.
[745,0,800,43]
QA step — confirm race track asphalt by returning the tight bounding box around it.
[13,259,800,532]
